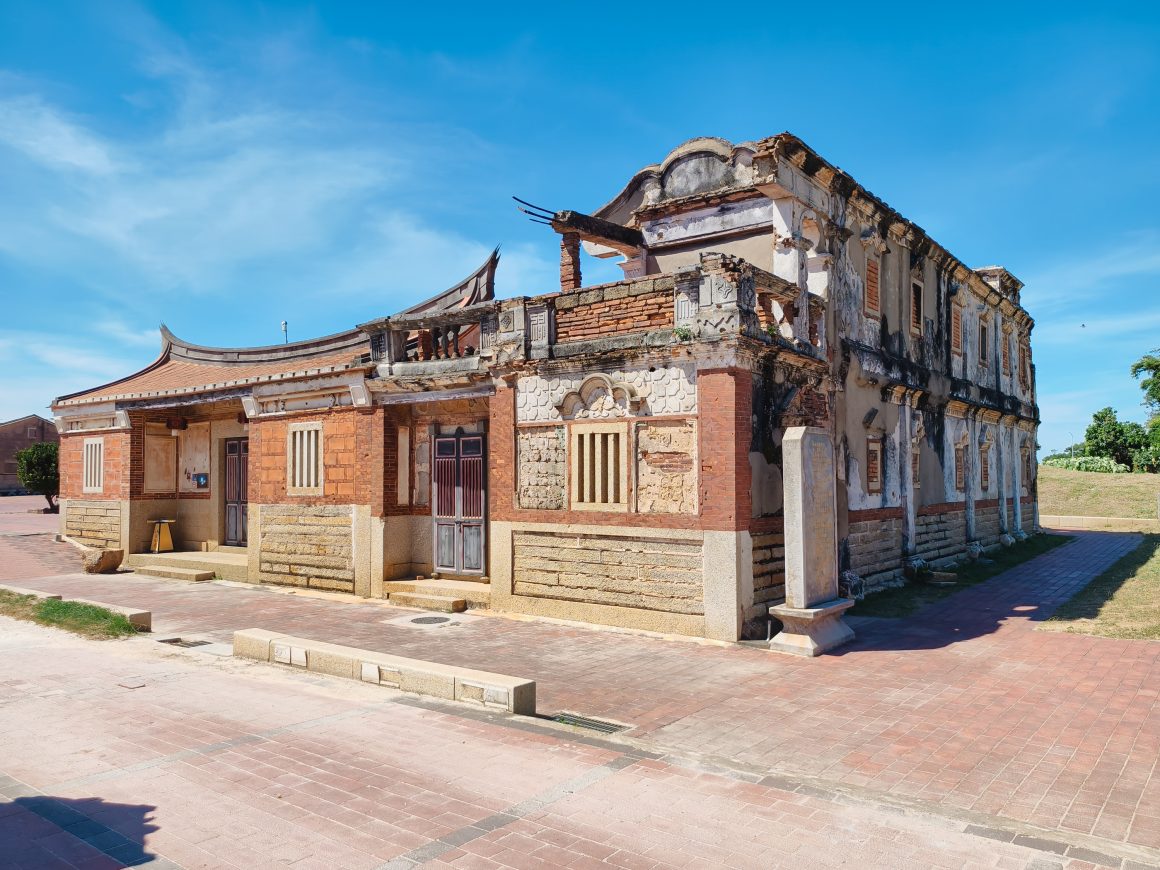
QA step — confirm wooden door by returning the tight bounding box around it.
[224,438,249,546]
[433,433,486,575]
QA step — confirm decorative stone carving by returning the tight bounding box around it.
[516,364,697,423]
[556,375,640,420]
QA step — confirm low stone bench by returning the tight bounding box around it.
[233,629,536,715]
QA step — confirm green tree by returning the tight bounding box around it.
[1130,349,1160,415]
[1084,407,1148,468]
[16,442,59,512]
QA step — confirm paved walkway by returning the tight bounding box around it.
[0,495,59,537]
[0,618,1099,870]
[3,530,1159,865]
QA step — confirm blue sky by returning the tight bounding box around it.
[0,2,1157,455]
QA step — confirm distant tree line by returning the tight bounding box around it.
[1043,350,1160,474]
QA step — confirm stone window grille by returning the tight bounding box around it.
[864,257,881,317]
[82,437,104,493]
[951,306,963,355]
[866,438,883,495]
[570,423,629,511]
[980,443,990,491]
[909,281,923,335]
[954,445,966,492]
[287,422,323,495]
[912,446,921,490]
[978,317,989,367]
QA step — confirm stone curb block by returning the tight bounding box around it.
[232,629,536,715]
[0,584,150,631]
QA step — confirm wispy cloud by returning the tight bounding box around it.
[0,95,122,174]
[1021,229,1160,313]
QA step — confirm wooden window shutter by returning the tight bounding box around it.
[980,444,990,491]
[865,259,880,316]
[1002,334,1011,374]
[951,306,962,355]
[910,282,922,334]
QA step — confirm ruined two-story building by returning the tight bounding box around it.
[52,133,1039,642]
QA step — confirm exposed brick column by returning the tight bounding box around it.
[488,386,517,519]
[559,232,582,292]
[698,368,752,532]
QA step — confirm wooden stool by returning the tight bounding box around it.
[148,519,176,554]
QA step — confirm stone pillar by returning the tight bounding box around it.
[900,402,916,556]
[965,413,977,543]
[559,232,582,292]
[1012,428,1025,537]
[997,422,1010,534]
[769,427,855,656]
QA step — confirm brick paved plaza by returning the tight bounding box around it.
[1,514,1158,869]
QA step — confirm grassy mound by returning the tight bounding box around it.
[1037,465,1160,519]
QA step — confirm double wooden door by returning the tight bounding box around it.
[224,438,248,546]
[433,433,486,575]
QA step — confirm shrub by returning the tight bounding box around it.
[15,441,59,511]
[1041,455,1131,473]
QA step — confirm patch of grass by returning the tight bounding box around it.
[1038,465,1160,519]
[1042,534,1160,639]
[850,533,1074,619]
[0,590,139,639]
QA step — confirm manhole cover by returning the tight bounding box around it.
[550,713,629,734]
[411,616,451,625]
[157,638,211,648]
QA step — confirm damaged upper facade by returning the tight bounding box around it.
[51,132,1038,642]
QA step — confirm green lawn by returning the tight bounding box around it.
[0,589,139,639]
[1042,534,1160,639]
[850,534,1073,619]
[1038,465,1160,519]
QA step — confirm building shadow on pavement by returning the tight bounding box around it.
[832,532,1144,654]
[1,794,162,868]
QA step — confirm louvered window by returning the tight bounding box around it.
[570,424,628,511]
[1001,334,1011,374]
[865,258,881,317]
[980,444,990,491]
[866,438,883,494]
[954,446,966,492]
[910,282,923,335]
[951,306,963,355]
[287,423,323,495]
[82,437,104,493]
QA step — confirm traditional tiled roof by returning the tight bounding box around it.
[53,326,369,408]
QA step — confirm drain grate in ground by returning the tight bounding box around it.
[550,713,629,734]
[411,616,451,625]
[157,638,211,648]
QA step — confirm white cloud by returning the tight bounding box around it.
[1021,230,1160,313]
[0,96,122,175]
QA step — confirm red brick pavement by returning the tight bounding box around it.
[0,619,1129,870]
[3,530,1159,860]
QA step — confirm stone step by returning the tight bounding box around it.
[388,592,466,613]
[125,552,248,582]
[133,566,215,582]
[384,578,491,607]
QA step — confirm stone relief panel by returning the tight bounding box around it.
[516,364,697,423]
[635,421,697,514]
[517,427,566,510]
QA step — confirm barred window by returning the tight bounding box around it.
[866,438,883,495]
[570,423,628,511]
[287,422,323,494]
[83,437,104,493]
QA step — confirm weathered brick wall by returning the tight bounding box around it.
[512,530,703,615]
[1020,496,1034,532]
[698,369,752,531]
[64,500,121,548]
[258,504,354,592]
[915,504,967,562]
[517,427,566,510]
[846,509,903,589]
[554,277,674,343]
[976,501,1001,545]
[59,430,129,500]
[0,417,57,490]
[250,409,369,506]
[635,420,696,514]
[752,529,786,607]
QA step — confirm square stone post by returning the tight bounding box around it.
[769,426,855,656]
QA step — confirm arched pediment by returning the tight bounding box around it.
[556,375,640,420]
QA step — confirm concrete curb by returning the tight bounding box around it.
[233,629,536,715]
[0,583,151,631]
